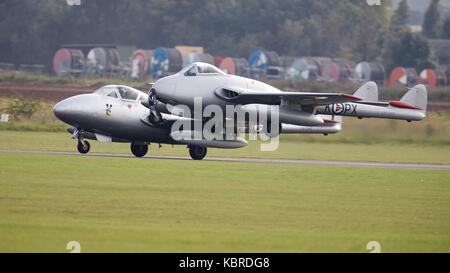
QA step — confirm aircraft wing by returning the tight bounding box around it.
[216,86,361,106]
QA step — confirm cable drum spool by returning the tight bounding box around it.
[337,60,355,82]
[87,48,106,73]
[420,68,448,86]
[287,57,321,83]
[130,49,153,79]
[248,50,282,79]
[53,48,85,76]
[389,67,417,86]
[86,47,120,75]
[219,57,249,77]
[321,61,340,83]
[435,69,448,86]
[105,48,120,72]
[321,59,354,83]
[279,56,296,80]
[310,57,331,73]
[151,47,183,79]
[213,56,224,67]
[355,62,385,84]
[280,56,297,70]
[419,69,437,87]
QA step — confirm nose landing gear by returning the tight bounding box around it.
[72,128,90,154]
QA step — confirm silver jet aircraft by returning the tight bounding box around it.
[53,62,427,160]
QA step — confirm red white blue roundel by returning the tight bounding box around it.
[332,103,345,114]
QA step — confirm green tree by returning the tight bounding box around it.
[390,0,410,34]
[275,19,305,56]
[353,3,388,61]
[384,0,410,70]
[0,0,392,68]
[390,32,433,71]
[423,0,441,38]
[441,15,450,39]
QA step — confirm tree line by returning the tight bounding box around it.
[0,0,448,72]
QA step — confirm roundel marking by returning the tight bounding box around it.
[332,103,345,114]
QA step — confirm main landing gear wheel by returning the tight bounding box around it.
[189,146,207,160]
[77,141,90,154]
[131,142,148,157]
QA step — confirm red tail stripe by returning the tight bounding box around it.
[342,94,361,101]
[389,101,420,110]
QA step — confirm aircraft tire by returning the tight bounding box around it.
[131,143,148,158]
[189,146,207,160]
[77,141,90,154]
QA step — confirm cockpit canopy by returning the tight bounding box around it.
[182,62,226,77]
[94,85,147,101]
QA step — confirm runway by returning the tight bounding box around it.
[1,149,449,171]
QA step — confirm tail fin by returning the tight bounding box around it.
[400,84,428,112]
[353,81,378,102]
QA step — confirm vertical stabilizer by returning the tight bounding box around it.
[353,81,378,102]
[400,84,428,113]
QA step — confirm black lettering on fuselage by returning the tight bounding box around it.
[351,104,357,115]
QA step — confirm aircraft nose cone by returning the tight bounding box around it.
[53,94,99,126]
[153,75,177,103]
[53,100,72,121]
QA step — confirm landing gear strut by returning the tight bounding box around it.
[73,128,90,154]
[149,111,163,124]
[131,142,148,157]
[148,88,163,125]
[189,146,207,160]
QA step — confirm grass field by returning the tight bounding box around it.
[1,98,450,252]
[0,153,449,253]
[1,130,450,165]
